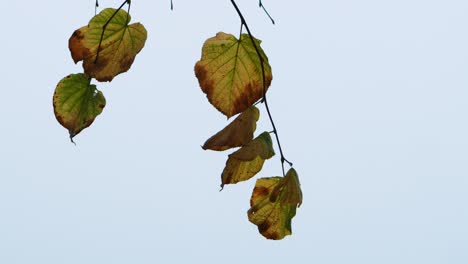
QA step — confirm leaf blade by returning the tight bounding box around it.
[248,169,302,240]
[195,32,272,117]
[202,106,260,151]
[221,132,275,187]
[69,8,147,82]
[53,73,106,141]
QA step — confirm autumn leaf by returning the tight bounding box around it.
[53,73,106,142]
[221,132,275,188]
[248,168,302,240]
[69,8,147,82]
[203,106,260,151]
[195,32,272,118]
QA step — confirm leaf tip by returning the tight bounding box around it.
[69,131,77,145]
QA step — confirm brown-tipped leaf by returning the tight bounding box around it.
[195,32,272,118]
[221,132,275,187]
[248,169,302,240]
[203,106,260,151]
[69,8,147,82]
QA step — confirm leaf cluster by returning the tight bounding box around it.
[52,1,301,240]
[195,32,302,240]
[53,8,147,142]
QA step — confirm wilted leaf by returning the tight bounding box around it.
[270,168,303,207]
[203,106,260,151]
[221,132,274,187]
[195,32,272,118]
[248,168,302,240]
[53,73,106,142]
[69,8,147,82]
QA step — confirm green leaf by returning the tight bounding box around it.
[195,32,272,118]
[53,73,106,142]
[248,168,302,240]
[69,8,147,82]
[221,132,275,188]
[202,106,260,151]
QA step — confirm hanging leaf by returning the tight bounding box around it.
[203,106,260,151]
[195,32,272,118]
[221,132,275,188]
[248,168,302,240]
[69,8,147,82]
[53,73,106,142]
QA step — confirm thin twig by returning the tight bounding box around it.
[230,0,292,176]
[259,0,275,24]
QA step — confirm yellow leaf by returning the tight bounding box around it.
[195,32,272,118]
[202,106,260,151]
[271,168,303,207]
[248,169,302,240]
[221,132,274,187]
[69,8,147,82]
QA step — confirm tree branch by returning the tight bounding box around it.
[230,0,292,176]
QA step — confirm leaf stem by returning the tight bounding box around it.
[238,23,244,40]
[230,0,292,176]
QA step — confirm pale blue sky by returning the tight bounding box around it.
[1,0,467,263]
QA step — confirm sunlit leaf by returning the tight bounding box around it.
[248,168,302,240]
[203,106,260,151]
[53,73,106,142]
[69,8,147,82]
[195,32,272,118]
[221,132,274,187]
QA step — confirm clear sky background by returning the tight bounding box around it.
[1,0,467,263]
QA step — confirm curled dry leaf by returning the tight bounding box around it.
[202,106,260,151]
[195,32,272,118]
[248,168,302,240]
[69,8,147,82]
[53,73,106,142]
[221,132,275,188]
